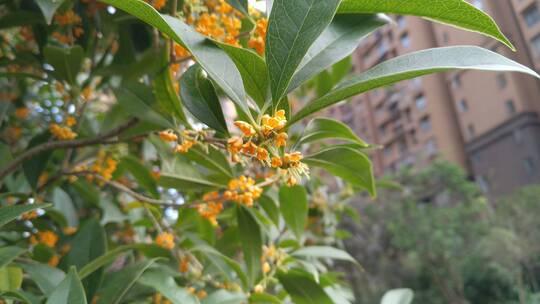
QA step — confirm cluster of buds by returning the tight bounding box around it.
[196,198,224,226]
[187,287,208,300]
[253,244,286,293]
[248,18,268,55]
[158,129,200,154]
[50,123,77,140]
[155,232,175,250]
[152,293,172,304]
[224,175,263,207]
[29,230,58,248]
[229,110,308,186]
[52,10,84,44]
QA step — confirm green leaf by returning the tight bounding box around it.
[338,0,514,50]
[96,259,158,304]
[291,46,540,124]
[287,14,389,93]
[100,0,252,121]
[236,206,262,287]
[279,186,308,240]
[291,246,359,266]
[189,244,248,289]
[219,43,269,109]
[249,292,282,304]
[0,290,33,304]
[18,261,65,296]
[53,188,79,227]
[304,146,375,196]
[78,244,172,280]
[46,268,87,304]
[153,45,188,124]
[0,204,52,228]
[277,270,333,304]
[225,0,249,16]
[381,288,414,304]
[43,45,84,84]
[183,145,233,179]
[138,269,199,304]
[23,132,52,189]
[202,290,247,304]
[258,195,280,228]
[121,156,159,198]
[115,82,172,128]
[0,247,25,269]
[35,0,67,24]
[180,64,229,135]
[0,266,23,291]
[266,0,341,103]
[299,118,368,147]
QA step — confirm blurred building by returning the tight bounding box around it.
[336,0,540,197]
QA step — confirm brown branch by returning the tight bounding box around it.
[0,118,139,181]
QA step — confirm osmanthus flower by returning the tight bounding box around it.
[155,232,175,250]
[50,123,77,140]
[29,230,59,248]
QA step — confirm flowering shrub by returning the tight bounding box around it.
[0,0,538,303]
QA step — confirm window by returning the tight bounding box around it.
[505,100,517,115]
[451,74,461,88]
[400,33,411,48]
[523,4,540,28]
[419,116,431,132]
[468,124,476,138]
[396,15,406,29]
[425,139,438,156]
[496,73,507,89]
[458,99,469,112]
[531,34,540,58]
[415,95,427,110]
[524,157,536,176]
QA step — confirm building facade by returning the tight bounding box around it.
[339,0,540,197]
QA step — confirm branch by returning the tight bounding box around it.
[0,118,139,180]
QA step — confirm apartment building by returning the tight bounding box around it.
[337,0,540,197]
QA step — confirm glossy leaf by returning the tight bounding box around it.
[46,268,87,304]
[266,0,341,103]
[305,146,375,196]
[53,188,79,227]
[43,45,84,84]
[183,145,233,179]
[138,269,199,304]
[291,46,540,124]
[277,270,333,304]
[299,118,369,146]
[0,247,25,269]
[259,195,280,227]
[381,288,414,304]
[219,43,269,109]
[153,45,188,123]
[291,246,359,266]
[236,206,262,286]
[225,0,249,16]
[23,132,52,189]
[19,261,65,296]
[0,11,44,29]
[249,292,282,304]
[0,203,52,228]
[100,0,252,121]
[279,186,308,240]
[96,259,158,304]
[180,64,229,135]
[115,83,172,128]
[189,244,248,289]
[338,0,514,50]
[35,0,67,24]
[287,14,389,93]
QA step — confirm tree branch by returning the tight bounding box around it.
[0,118,139,181]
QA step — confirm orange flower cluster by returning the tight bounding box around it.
[155,232,175,250]
[152,293,172,304]
[197,193,224,226]
[29,230,59,248]
[21,210,38,220]
[145,0,167,10]
[78,150,118,183]
[248,18,268,55]
[50,123,77,140]
[53,10,84,44]
[15,107,29,119]
[224,175,263,207]
[187,287,208,300]
[54,10,82,25]
[158,130,199,154]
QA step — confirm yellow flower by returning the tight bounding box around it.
[15,107,30,119]
[249,37,265,56]
[271,156,283,168]
[66,116,76,127]
[242,141,257,155]
[254,284,264,293]
[286,176,297,187]
[174,43,190,58]
[50,124,77,140]
[256,147,269,161]
[159,130,178,142]
[36,231,59,247]
[21,210,38,220]
[262,262,271,273]
[276,132,288,147]
[196,290,207,300]
[63,226,77,235]
[48,255,60,267]
[228,136,243,154]
[234,121,256,137]
[155,232,175,250]
[255,18,268,38]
